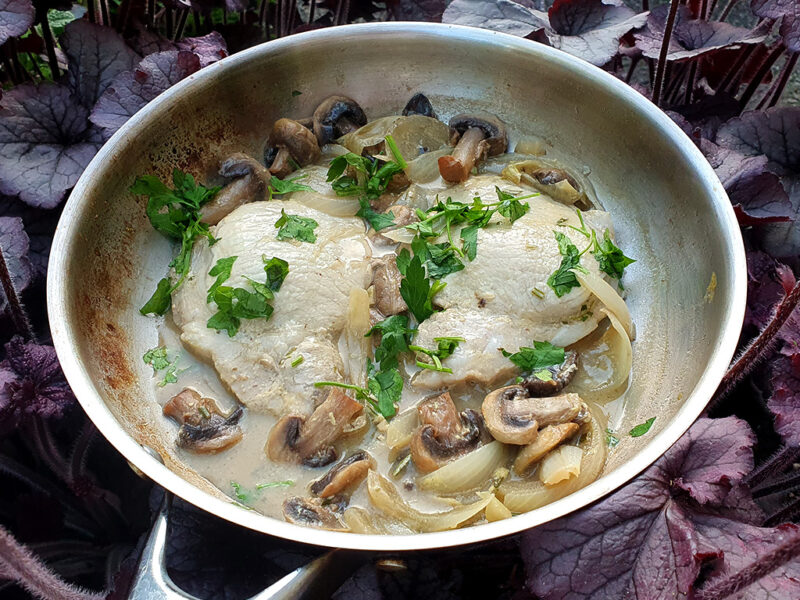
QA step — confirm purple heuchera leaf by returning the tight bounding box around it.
[130,30,228,68]
[0,216,32,313]
[0,336,75,432]
[90,51,202,138]
[389,0,447,21]
[769,354,800,446]
[519,417,800,599]
[0,197,60,278]
[0,83,103,209]
[62,20,139,108]
[752,0,800,52]
[744,249,795,330]
[635,4,768,62]
[443,0,647,66]
[0,0,34,45]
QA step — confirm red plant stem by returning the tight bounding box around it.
[709,279,800,409]
[86,0,96,24]
[699,0,709,19]
[308,0,317,24]
[259,0,270,37]
[30,418,69,478]
[624,56,640,83]
[751,468,800,498]
[745,445,800,487]
[1,53,19,86]
[0,246,34,341]
[642,0,649,10]
[174,9,188,41]
[165,8,174,39]
[739,44,784,109]
[718,0,740,21]
[684,60,699,104]
[652,0,680,106]
[26,53,45,80]
[147,0,155,29]
[288,0,297,31]
[0,526,105,600]
[766,52,799,108]
[115,0,130,31]
[38,12,60,79]
[765,496,800,526]
[694,527,800,599]
[719,44,756,93]
[67,423,96,486]
[99,0,110,27]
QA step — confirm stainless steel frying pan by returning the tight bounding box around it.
[46,21,746,594]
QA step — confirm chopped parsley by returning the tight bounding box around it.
[399,253,446,323]
[268,174,313,199]
[275,209,318,243]
[313,379,398,420]
[547,231,588,298]
[409,336,464,373]
[291,355,304,368]
[207,255,288,337]
[142,346,180,387]
[366,315,416,370]
[256,480,294,489]
[207,256,237,302]
[231,480,293,505]
[326,151,405,231]
[629,417,656,438]
[592,229,635,285]
[606,428,620,448]
[500,341,566,379]
[132,169,220,316]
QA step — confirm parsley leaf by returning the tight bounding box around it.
[400,254,442,323]
[140,278,173,316]
[630,417,656,438]
[500,341,565,373]
[495,186,531,223]
[268,174,313,198]
[547,231,587,298]
[207,256,237,302]
[460,225,479,261]
[357,198,396,231]
[592,229,635,283]
[366,315,416,369]
[395,248,412,276]
[275,209,318,243]
[409,336,465,373]
[142,346,180,387]
[263,256,289,291]
[367,359,402,419]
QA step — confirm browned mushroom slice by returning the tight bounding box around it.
[265,387,364,467]
[481,386,584,445]
[410,392,485,473]
[371,255,407,317]
[438,114,507,183]
[522,351,578,397]
[164,388,243,454]
[402,93,437,119]
[264,118,322,179]
[310,450,375,498]
[199,154,271,225]
[282,496,348,530]
[513,422,581,475]
[312,95,368,145]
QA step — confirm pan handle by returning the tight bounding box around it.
[129,493,366,600]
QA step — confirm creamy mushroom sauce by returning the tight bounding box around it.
[143,95,635,533]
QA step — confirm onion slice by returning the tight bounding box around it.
[539,445,583,486]
[575,269,635,341]
[418,441,511,493]
[385,408,419,450]
[338,288,371,388]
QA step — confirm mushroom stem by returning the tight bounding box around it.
[438,127,487,183]
[269,146,294,178]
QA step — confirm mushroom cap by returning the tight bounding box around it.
[312,95,367,145]
[265,415,303,462]
[310,450,375,497]
[266,118,321,167]
[177,407,244,454]
[200,153,271,225]
[282,496,348,530]
[482,385,539,445]
[402,93,437,119]
[448,113,508,156]
[523,351,578,397]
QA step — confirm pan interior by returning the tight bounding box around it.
[49,24,743,549]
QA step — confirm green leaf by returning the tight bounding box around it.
[207,256,237,302]
[356,198,396,232]
[367,365,402,419]
[385,134,407,169]
[400,255,435,323]
[423,241,465,278]
[366,314,416,369]
[460,225,479,261]
[409,336,464,373]
[207,309,240,337]
[140,278,172,316]
[395,248,412,276]
[547,231,583,298]
[275,209,318,243]
[46,8,78,36]
[592,229,635,282]
[256,480,294,489]
[500,341,565,372]
[263,256,289,291]
[629,417,656,438]
[143,346,170,372]
[495,187,530,223]
[269,174,313,197]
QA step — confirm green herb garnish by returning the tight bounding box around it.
[275,208,318,243]
[500,341,565,373]
[143,346,180,387]
[132,169,220,315]
[291,355,304,368]
[256,480,294,489]
[207,256,237,302]
[268,174,313,199]
[630,417,656,438]
[409,336,465,373]
[547,231,588,298]
[399,254,446,323]
[592,229,635,285]
[606,428,620,447]
[366,315,417,370]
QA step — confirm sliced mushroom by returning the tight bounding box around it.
[282,496,348,530]
[199,154,271,225]
[481,387,584,445]
[371,255,407,317]
[264,118,322,179]
[410,392,485,473]
[513,422,580,475]
[164,388,243,454]
[402,93,437,119]
[312,95,368,145]
[438,114,507,183]
[310,450,375,497]
[266,387,363,467]
[522,351,578,397]
[501,160,589,207]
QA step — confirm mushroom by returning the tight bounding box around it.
[513,422,581,475]
[263,118,321,179]
[410,392,485,473]
[402,93,437,119]
[282,496,348,530]
[438,114,507,183]
[522,351,578,397]
[310,450,375,498]
[200,153,271,225]
[481,387,585,445]
[266,387,363,467]
[312,95,368,146]
[163,388,243,454]
[371,255,407,317]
